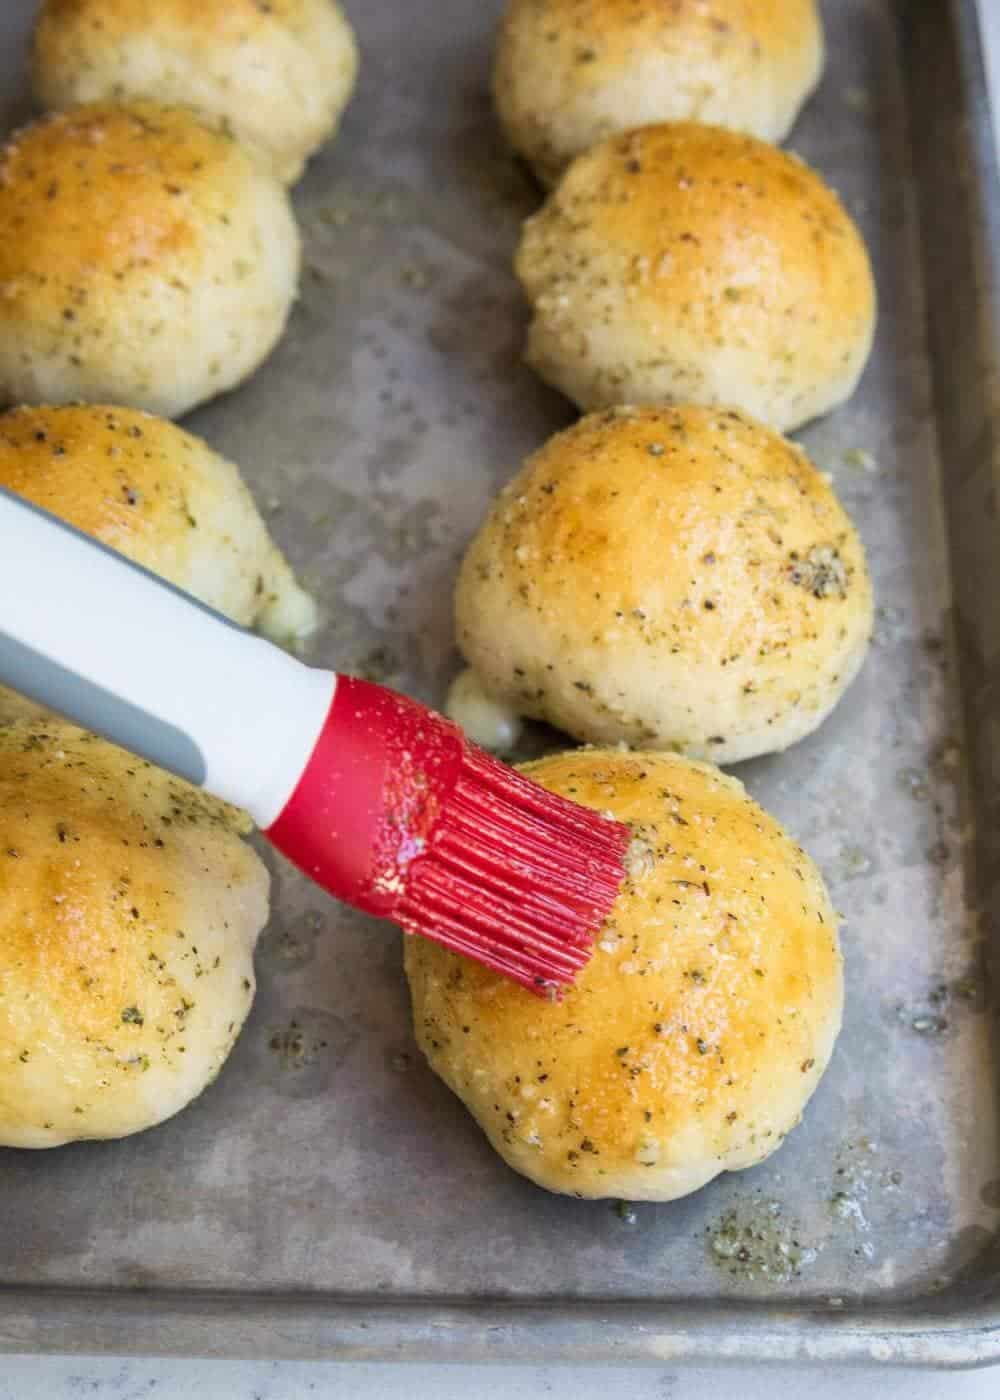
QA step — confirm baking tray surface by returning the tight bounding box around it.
[2,0,1000,1368]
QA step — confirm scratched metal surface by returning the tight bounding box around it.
[1,0,999,1368]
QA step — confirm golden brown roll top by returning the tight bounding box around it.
[406,748,843,1200]
[495,0,824,185]
[0,102,300,418]
[454,405,873,763]
[0,722,267,1148]
[0,404,316,644]
[32,0,359,184]
[516,122,876,431]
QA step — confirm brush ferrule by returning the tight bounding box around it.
[266,677,467,918]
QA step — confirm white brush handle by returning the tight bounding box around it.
[0,488,335,827]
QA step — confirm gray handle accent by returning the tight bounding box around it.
[0,629,207,786]
[0,484,332,821]
[0,486,227,786]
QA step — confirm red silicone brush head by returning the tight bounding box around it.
[265,677,629,993]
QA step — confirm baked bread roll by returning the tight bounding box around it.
[406,748,843,1201]
[0,102,300,419]
[0,404,316,726]
[0,722,267,1148]
[32,0,359,185]
[453,405,873,764]
[516,122,876,431]
[0,404,316,644]
[494,0,824,186]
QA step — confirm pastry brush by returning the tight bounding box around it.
[0,488,628,993]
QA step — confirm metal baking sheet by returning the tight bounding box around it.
[1,0,999,1368]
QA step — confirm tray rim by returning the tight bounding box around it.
[1,1285,999,1367]
[3,0,1000,1368]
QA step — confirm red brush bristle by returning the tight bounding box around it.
[396,743,630,994]
[266,677,630,995]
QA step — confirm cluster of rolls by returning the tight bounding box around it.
[451,0,875,763]
[0,0,359,1149]
[1,0,870,1220]
[1,0,359,418]
[407,0,875,1203]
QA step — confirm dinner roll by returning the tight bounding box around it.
[454,405,873,764]
[0,404,317,726]
[494,0,824,186]
[32,0,359,185]
[406,748,842,1201]
[0,102,300,419]
[0,405,316,644]
[0,722,267,1148]
[516,123,876,431]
